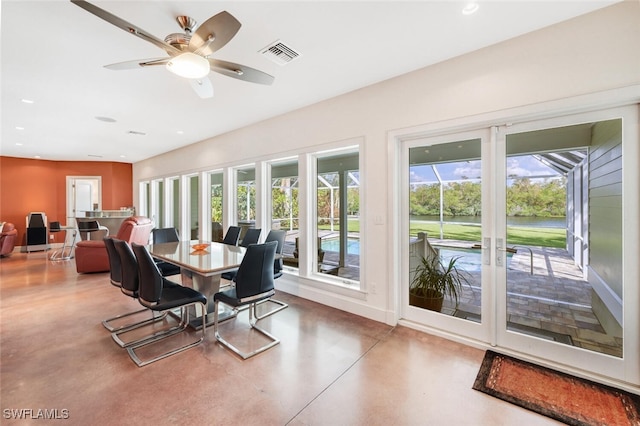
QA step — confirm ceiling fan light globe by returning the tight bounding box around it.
[166,52,210,79]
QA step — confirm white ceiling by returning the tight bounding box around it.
[1,0,617,163]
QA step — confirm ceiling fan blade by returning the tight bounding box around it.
[189,78,214,99]
[71,0,181,56]
[104,58,170,70]
[189,11,241,56]
[208,59,274,85]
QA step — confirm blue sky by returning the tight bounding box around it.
[410,155,560,183]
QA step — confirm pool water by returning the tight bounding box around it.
[437,247,512,272]
[321,238,360,255]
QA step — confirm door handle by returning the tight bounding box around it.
[472,237,491,265]
[496,238,504,267]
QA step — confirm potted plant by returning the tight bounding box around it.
[409,254,470,312]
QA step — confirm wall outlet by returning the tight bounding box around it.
[370,282,377,294]
[49,234,54,240]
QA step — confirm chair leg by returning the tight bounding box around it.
[102,308,163,332]
[255,298,288,320]
[110,311,173,348]
[126,302,207,367]
[214,300,280,360]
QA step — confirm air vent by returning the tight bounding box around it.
[260,40,300,65]
[126,130,146,136]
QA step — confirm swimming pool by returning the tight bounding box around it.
[436,246,512,272]
[321,238,360,255]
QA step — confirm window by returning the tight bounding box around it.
[139,181,150,217]
[187,174,200,240]
[235,166,256,239]
[270,159,299,269]
[152,179,164,228]
[315,149,360,282]
[168,177,180,231]
[209,171,224,242]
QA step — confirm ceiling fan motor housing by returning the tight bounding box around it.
[164,33,191,50]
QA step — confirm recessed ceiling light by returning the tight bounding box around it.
[462,1,479,15]
[34,155,41,159]
[15,126,24,130]
[119,155,126,158]
[21,99,34,104]
[176,130,184,135]
[15,143,23,146]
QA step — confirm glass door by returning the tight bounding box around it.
[400,105,639,385]
[495,106,639,384]
[403,129,492,343]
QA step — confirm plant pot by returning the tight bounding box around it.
[409,289,444,312]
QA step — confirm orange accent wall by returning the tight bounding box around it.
[0,156,132,245]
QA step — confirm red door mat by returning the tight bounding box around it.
[473,350,640,425]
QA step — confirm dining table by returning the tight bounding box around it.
[148,240,247,329]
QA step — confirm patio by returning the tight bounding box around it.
[434,240,623,357]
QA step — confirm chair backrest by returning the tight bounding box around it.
[131,243,164,308]
[152,227,179,244]
[27,212,46,228]
[104,237,121,286]
[78,220,99,231]
[114,239,139,298]
[265,230,286,278]
[222,226,241,246]
[234,241,278,299]
[240,228,262,247]
[116,216,153,245]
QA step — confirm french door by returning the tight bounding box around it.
[401,104,640,385]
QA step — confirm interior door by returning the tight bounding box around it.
[66,176,101,226]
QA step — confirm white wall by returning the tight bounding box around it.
[134,2,640,323]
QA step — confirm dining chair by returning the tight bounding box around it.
[255,230,289,320]
[101,237,150,333]
[110,239,171,348]
[240,228,261,247]
[221,228,262,281]
[222,226,241,246]
[128,243,207,367]
[213,240,280,359]
[152,227,181,276]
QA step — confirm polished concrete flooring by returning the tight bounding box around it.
[0,251,561,425]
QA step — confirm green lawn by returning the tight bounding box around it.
[318,218,360,233]
[410,222,565,248]
[319,219,566,248]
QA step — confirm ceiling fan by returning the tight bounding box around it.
[71,0,274,98]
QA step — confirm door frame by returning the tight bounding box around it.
[399,127,494,345]
[493,105,639,384]
[388,86,640,389]
[66,176,102,226]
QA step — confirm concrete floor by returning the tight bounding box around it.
[0,250,561,425]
